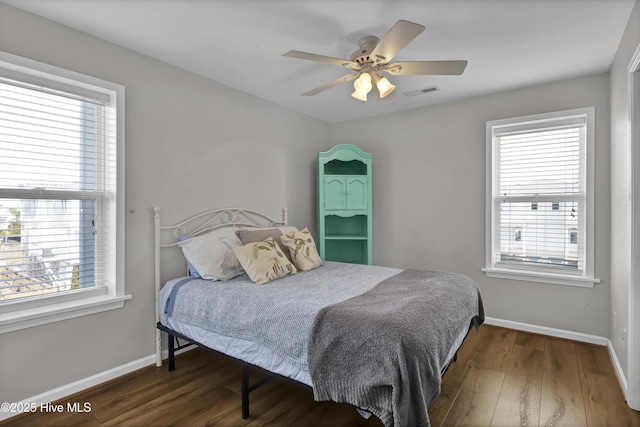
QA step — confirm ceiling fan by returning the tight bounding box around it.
[283,20,467,102]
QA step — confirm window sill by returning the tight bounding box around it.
[0,293,132,334]
[482,267,600,288]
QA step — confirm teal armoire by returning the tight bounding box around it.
[317,144,372,264]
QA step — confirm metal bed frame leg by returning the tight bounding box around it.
[168,334,175,372]
[241,363,250,419]
[158,325,275,420]
[240,362,274,419]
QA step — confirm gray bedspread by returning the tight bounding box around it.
[163,261,401,371]
[308,269,484,427]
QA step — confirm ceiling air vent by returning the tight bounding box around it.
[403,86,439,97]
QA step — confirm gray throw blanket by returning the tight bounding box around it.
[308,269,484,427]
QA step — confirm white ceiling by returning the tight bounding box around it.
[2,0,636,123]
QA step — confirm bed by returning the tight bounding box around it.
[154,207,484,427]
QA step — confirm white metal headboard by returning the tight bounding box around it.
[153,206,288,366]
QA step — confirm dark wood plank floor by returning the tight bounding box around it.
[3,325,640,426]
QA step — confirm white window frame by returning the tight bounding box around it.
[482,107,600,288]
[0,52,129,333]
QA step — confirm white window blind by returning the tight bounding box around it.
[485,107,597,287]
[0,72,116,302]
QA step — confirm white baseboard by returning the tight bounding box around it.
[607,339,629,396]
[484,316,609,345]
[0,346,194,422]
[484,316,631,403]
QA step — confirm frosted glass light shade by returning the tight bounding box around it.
[376,76,395,98]
[351,72,372,101]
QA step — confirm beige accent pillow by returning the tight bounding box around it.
[235,226,298,263]
[233,237,297,285]
[280,227,323,272]
[177,227,244,280]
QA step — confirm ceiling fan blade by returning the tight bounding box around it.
[370,20,425,63]
[283,50,360,70]
[384,60,468,76]
[301,74,358,96]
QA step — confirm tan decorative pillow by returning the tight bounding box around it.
[233,237,297,285]
[280,227,323,272]
[235,226,298,264]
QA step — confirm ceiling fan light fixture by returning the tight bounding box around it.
[284,20,467,101]
[375,74,395,98]
[352,72,372,101]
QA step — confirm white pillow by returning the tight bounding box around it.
[177,227,244,280]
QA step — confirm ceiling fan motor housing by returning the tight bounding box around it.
[350,35,380,67]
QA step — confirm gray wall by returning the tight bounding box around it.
[0,3,326,403]
[329,72,611,337]
[610,0,640,383]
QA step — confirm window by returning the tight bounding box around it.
[0,52,129,333]
[483,107,599,287]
